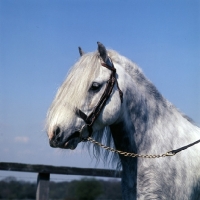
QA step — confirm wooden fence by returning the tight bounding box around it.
[0,162,121,200]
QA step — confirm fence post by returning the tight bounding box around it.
[36,173,50,200]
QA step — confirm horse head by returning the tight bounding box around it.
[46,42,124,150]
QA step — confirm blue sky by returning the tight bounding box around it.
[0,0,199,181]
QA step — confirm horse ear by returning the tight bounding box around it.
[97,42,113,67]
[97,42,108,62]
[78,47,84,56]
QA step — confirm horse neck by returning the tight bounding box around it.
[110,71,200,157]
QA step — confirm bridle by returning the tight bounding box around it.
[70,56,200,158]
[75,57,123,140]
[65,56,122,143]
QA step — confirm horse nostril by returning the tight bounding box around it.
[54,126,61,137]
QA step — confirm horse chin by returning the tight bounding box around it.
[63,137,81,150]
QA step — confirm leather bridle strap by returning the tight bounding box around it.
[76,60,123,140]
[169,139,200,155]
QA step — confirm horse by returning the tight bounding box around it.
[46,42,200,199]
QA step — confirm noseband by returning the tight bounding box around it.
[75,57,123,141]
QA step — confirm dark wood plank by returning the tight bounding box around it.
[0,162,121,178]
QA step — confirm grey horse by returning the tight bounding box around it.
[46,42,200,199]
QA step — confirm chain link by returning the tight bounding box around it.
[87,137,175,158]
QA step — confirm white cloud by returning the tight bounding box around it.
[14,136,29,143]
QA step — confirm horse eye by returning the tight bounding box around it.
[90,82,101,91]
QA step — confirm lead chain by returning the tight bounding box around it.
[87,137,175,158]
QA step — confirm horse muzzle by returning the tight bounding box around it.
[49,125,89,150]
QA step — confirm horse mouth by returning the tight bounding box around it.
[63,137,80,150]
[49,131,81,150]
[64,131,81,149]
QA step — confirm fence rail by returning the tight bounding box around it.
[0,162,121,200]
